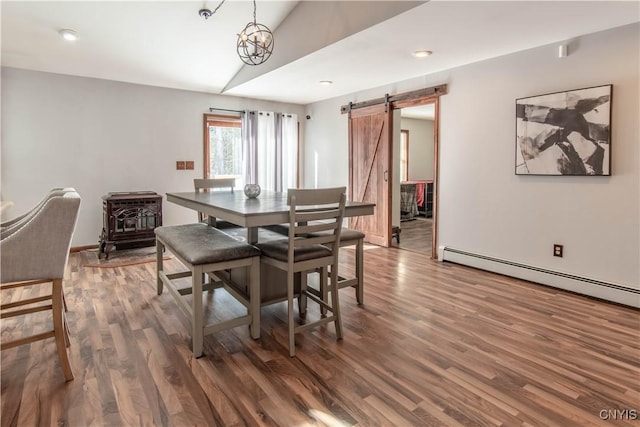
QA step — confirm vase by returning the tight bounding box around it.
[244,184,261,199]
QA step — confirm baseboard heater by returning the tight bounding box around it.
[440,247,639,308]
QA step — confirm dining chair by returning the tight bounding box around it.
[1,187,72,231]
[2,188,76,313]
[194,178,237,227]
[0,189,81,381]
[257,187,346,357]
[265,224,365,306]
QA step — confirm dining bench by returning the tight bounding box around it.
[155,223,261,357]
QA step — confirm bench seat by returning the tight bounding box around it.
[155,223,261,357]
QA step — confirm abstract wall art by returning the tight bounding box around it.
[515,84,612,175]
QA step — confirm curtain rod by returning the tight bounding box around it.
[209,107,244,114]
[208,107,293,118]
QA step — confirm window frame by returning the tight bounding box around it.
[203,114,242,179]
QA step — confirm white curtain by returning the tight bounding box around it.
[281,114,298,191]
[241,111,258,187]
[243,111,298,192]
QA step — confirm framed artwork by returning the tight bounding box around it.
[515,84,612,175]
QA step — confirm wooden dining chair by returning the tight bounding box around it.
[257,187,346,357]
[0,189,81,381]
[194,178,236,227]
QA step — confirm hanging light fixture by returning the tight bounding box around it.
[236,0,274,66]
[199,0,274,66]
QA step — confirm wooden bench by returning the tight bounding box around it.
[155,223,260,357]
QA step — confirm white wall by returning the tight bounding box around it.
[1,68,305,246]
[301,103,348,189]
[401,117,434,181]
[304,23,639,290]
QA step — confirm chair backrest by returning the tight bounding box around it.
[194,178,235,193]
[1,188,74,231]
[194,178,235,222]
[1,190,81,283]
[286,187,346,264]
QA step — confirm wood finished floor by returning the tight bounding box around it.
[393,217,432,254]
[1,247,639,426]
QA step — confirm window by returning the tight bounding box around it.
[203,112,299,191]
[204,114,243,184]
[400,129,409,181]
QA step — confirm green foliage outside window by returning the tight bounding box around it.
[209,126,242,178]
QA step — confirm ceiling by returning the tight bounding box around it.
[2,1,638,106]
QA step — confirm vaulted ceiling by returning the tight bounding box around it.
[2,1,638,105]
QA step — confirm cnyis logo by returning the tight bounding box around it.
[599,409,638,421]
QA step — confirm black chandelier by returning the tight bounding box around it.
[199,0,274,66]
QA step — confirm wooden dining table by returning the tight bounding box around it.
[166,190,375,244]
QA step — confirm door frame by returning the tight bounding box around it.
[342,84,446,258]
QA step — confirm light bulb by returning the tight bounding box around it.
[412,50,432,58]
[59,29,78,41]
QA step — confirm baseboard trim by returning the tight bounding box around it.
[441,246,639,308]
[71,244,99,253]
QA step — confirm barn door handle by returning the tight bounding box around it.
[384,170,388,182]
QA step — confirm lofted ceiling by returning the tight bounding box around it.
[2,1,638,106]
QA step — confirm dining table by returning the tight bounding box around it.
[166,189,376,305]
[166,190,375,244]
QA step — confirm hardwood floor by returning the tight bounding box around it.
[2,247,639,426]
[393,217,432,254]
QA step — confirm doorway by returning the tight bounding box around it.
[391,104,435,255]
[345,84,445,258]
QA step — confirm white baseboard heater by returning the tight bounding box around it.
[439,247,639,308]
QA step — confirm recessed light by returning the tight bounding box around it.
[413,50,432,58]
[319,80,333,85]
[59,29,78,41]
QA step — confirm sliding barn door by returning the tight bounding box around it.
[348,104,392,247]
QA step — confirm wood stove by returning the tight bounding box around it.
[99,191,162,258]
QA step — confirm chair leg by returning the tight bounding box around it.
[287,270,296,357]
[63,313,71,347]
[298,272,307,318]
[156,239,164,295]
[320,267,328,317]
[356,238,364,305]
[330,267,343,339]
[61,284,71,345]
[52,279,74,381]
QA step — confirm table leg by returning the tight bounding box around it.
[247,227,259,245]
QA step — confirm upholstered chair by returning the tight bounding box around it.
[0,189,81,381]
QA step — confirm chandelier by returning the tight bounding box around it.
[199,0,274,66]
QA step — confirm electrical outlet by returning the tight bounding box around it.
[553,244,563,257]
[185,161,194,170]
[176,161,185,170]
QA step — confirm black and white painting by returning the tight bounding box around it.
[516,84,612,175]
